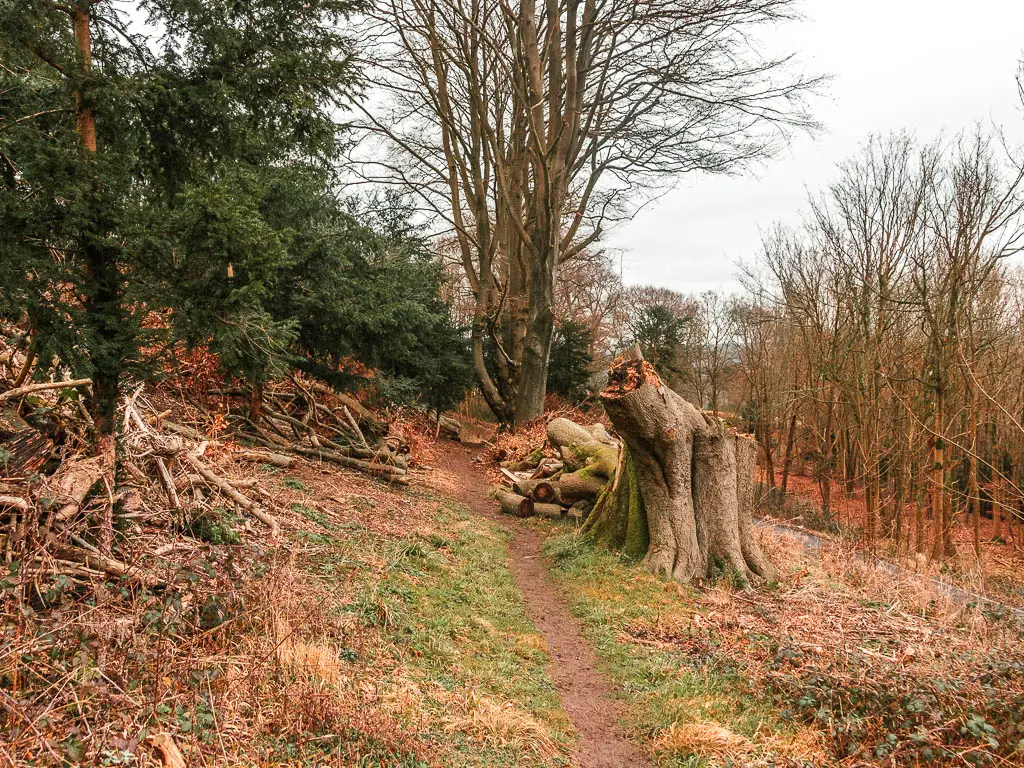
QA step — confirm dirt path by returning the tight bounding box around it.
[443,447,650,768]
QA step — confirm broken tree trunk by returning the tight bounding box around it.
[581,347,775,585]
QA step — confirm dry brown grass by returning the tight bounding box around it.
[652,720,750,760]
[442,689,559,758]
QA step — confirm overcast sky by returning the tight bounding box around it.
[604,0,1024,294]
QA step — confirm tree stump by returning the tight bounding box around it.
[581,347,776,585]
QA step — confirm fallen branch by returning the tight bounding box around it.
[288,445,409,485]
[182,454,281,536]
[0,377,92,404]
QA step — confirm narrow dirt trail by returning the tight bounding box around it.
[443,447,650,768]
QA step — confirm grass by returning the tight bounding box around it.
[541,530,820,767]
[285,501,574,767]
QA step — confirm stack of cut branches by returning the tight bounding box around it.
[0,383,288,590]
[227,375,411,485]
[494,417,619,520]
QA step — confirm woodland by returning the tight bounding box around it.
[2,1,1024,767]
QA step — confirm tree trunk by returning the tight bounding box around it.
[582,348,775,585]
[513,252,556,424]
[498,491,534,518]
[780,410,799,494]
[756,421,776,489]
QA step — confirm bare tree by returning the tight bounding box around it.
[358,0,820,422]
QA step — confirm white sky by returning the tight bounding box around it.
[605,0,1024,294]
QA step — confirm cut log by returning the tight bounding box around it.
[507,459,538,472]
[558,470,606,504]
[530,459,563,479]
[581,346,775,585]
[497,491,534,518]
[513,479,559,504]
[546,418,617,477]
[533,502,565,519]
[438,415,461,440]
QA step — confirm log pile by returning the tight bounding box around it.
[226,376,412,485]
[0,367,416,591]
[493,416,619,520]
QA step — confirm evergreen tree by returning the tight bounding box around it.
[547,320,594,402]
[629,304,690,382]
[1,0,364,438]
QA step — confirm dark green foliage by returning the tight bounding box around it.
[181,508,242,546]
[1,0,471,419]
[628,304,690,379]
[1,0,363,423]
[547,319,594,401]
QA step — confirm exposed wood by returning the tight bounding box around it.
[513,478,558,504]
[0,430,55,477]
[147,732,187,768]
[498,467,521,485]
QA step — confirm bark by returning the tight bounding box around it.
[584,348,775,585]
[532,502,564,518]
[546,418,617,476]
[557,470,605,504]
[498,491,534,518]
[580,444,648,561]
[779,411,799,493]
[182,454,280,536]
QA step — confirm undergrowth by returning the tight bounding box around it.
[1,469,572,767]
[543,526,1024,767]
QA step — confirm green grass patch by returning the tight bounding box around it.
[543,533,807,767]
[304,503,573,767]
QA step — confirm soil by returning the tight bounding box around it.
[443,446,650,768]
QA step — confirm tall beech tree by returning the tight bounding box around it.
[360,0,820,423]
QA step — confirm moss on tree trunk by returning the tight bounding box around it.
[580,446,648,561]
